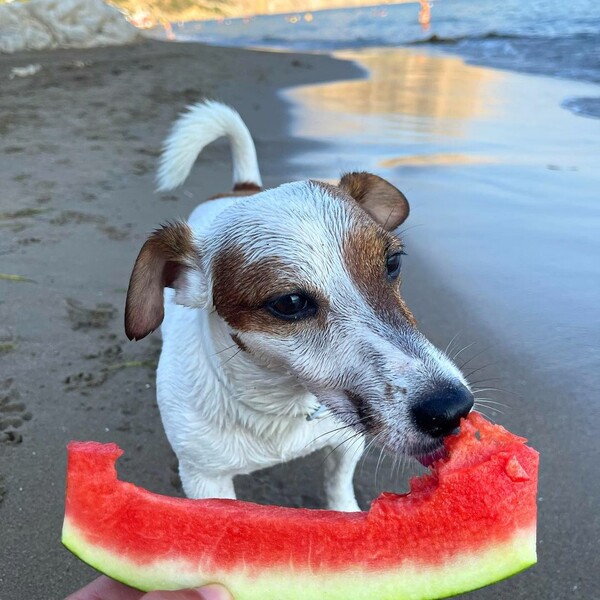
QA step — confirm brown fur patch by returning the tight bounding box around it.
[230,333,248,353]
[313,177,415,326]
[384,382,407,402]
[212,246,326,333]
[346,391,381,433]
[339,172,409,231]
[233,182,262,192]
[125,222,195,341]
[342,221,416,328]
[207,185,262,201]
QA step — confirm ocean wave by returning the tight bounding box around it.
[255,29,599,52]
[165,0,600,96]
[408,31,525,45]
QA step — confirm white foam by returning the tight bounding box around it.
[0,0,140,54]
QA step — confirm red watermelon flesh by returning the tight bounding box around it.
[62,413,538,599]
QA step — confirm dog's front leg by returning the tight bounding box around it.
[179,463,236,500]
[323,434,364,511]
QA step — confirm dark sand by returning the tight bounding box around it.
[0,39,597,599]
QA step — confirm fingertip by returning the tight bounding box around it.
[195,584,233,600]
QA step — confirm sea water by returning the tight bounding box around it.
[164,0,600,116]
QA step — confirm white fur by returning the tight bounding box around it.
[139,102,470,511]
[157,100,262,192]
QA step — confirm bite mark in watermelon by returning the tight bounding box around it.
[62,413,538,600]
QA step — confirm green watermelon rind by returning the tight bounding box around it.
[63,517,536,600]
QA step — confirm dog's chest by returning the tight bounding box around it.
[177,410,349,477]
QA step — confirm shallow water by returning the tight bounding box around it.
[284,47,600,399]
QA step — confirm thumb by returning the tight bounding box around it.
[142,584,233,600]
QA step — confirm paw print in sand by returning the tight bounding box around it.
[0,379,32,445]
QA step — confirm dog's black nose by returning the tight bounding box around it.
[412,384,474,438]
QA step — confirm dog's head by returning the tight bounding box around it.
[125,172,472,462]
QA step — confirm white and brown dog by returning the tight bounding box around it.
[125,100,473,511]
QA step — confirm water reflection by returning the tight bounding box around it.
[379,153,496,168]
[290,48,501,141]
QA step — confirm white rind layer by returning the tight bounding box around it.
[63,518,536,600]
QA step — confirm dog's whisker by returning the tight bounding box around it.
[374,443,388,489]
[474,401,504,416]
[472,386,516,396]
[474,397,511,409]
[458,345,494,370]
[452,340,477,363]
[444,331,463,358]
[303,416,372,451]
[392,452,410,485]
[341,432,367,464]
[212,343,238,357]
[471,406,498,422]
[390,452,401,484]
[395,223,425,237]
[358,433,383,476]
[320,431,364,469]
[468,376,503,386]
[347,433,368,464]
[463,363,496,381]
[219,347,243,367]
[473,386,517,396]
[358,432,383,479]
[382,206,396,231]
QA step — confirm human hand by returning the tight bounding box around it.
[66,575,233,600]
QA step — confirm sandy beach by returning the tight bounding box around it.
[0,39,363,598]
[1,34,598,600]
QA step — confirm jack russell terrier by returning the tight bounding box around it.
[125,100,473,511]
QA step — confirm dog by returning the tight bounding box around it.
[124,100,473,511]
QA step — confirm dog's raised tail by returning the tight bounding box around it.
[157,100,262,192]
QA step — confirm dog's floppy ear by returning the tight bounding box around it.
[125,221,207,341]
[339,172,409,231]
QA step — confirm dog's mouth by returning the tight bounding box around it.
[414,443,448,467]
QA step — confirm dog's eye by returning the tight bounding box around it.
[266,294,317,321]
[386,251,405,280]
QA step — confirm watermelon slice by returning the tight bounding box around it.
[62,413,538,600]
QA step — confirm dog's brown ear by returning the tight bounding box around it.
[339,172,409,231]
[125,222,205,341]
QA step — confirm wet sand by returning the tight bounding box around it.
[0,40,597,599]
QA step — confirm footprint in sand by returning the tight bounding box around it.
[0,379,32,445]
[63,371,108,393]
[51,212,129,241]
[65,298,116,330]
